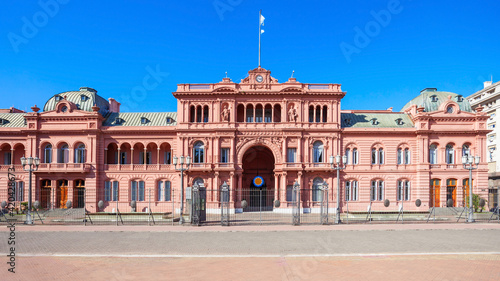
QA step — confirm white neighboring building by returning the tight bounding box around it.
[467,80,500,209]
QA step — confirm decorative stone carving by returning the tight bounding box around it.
[221,104,230,122]
[288,105,298,122]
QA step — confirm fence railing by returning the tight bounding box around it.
[1,187,498,226]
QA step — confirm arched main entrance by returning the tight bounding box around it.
[242,146,275,211]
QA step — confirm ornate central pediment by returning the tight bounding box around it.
[240,67,278,89]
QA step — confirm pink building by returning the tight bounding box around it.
[0,67,490,216]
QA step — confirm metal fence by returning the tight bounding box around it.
[1,186,499,226]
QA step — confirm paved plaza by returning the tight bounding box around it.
[2,224,500,280]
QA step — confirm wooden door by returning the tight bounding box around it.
[430,179,441,207]
[57,180,68,208]
[447,179,457,207]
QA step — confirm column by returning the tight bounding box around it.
[143,147,147,168]
[130,148,134,168]
[157,147,160,170]
[104,147,108,165]
[10,148,14,165]
[281,172,287,203]
[274,173,279,202]
[238,173,243,208]
[117,148,121,170]
[229,172,234,203]
[214,172,219,202]
[67,180,74,208]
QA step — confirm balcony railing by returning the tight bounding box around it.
[105,164,173,171]
[36,163,91,173]
[0,164,23,171]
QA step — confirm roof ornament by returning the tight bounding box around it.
[92,103,100,112]
[225,71,228,78]
[31,105,40,113]
[291,70,295,78]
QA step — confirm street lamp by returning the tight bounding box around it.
[173,155,191,224]
[20,156,40,225]
[461,154,480,223]
[329,154,347,224]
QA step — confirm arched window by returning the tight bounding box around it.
[429,144,437,164]
[397,148,403,165]
[404,148,410,164]
[322,105,328,123]
[264,104,272,122]
[237,104,245,122]
[58,144,69,163]
[74,144,85,163]
[312,177,324,202]
[131,180,145,201]
[255,104,263,122]
[345,180,358,201]
[397,180,410,201]
[371,147,384,165]
[345,148,350,164]
[246,104,254,122]
[44,144,52,163]
[203,105,209,123]
[193,141,204,163]
[309,105,314,122]
[462,144,470,157]
[315,105,321,123]
[273,104,281,122]
[105,180,119,201]
[196,106,202,123]
[446,144,454,164]
[158,180,171,201]
[370,180,384,201]
[189,105,195,122]
[352,148,359,165]
[313,141,324,163]
[193,177,204,187]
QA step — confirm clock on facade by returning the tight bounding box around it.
[256,75,263,83]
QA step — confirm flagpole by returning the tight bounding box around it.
[258,10,261,67]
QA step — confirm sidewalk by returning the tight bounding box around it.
[4,222,500,232]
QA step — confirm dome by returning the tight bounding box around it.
[401,88,472,112]
[43,87,110,116]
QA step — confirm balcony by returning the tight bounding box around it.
[36,163,91,173]
[0,164,23,172]
[105,164,173,171]
[305,162,330,171]
[190,163,212,171]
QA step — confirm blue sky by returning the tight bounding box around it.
[1,0,499,113]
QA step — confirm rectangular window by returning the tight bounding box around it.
[113,181,119,201]
[371,149,377,165]
[404,181,410,201]
[45,149,52,163]
[139,152,144,164]
[131,181,137,201]
[379,149,384,164]
[352,149,358,165]
[220,148,229,163]
[397,149,402,165]
[404,150,411,164]
[287,148,296,163]
[105,181,111,201]
[4,152,11,165]
[120,152,127,164]
[345,181,351,201]
[138,181,145,201]
[286,185,293,202]
[377,181,384,201]
[345,149,350,165]
[397,181,403,201]
[352,181,358,201]
[370,181,376,201]
[164,151,171,164]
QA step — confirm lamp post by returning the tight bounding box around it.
[329,154,347,224]
[20,156,40,225]
[173,155,191,225]
[461,154,480,223]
